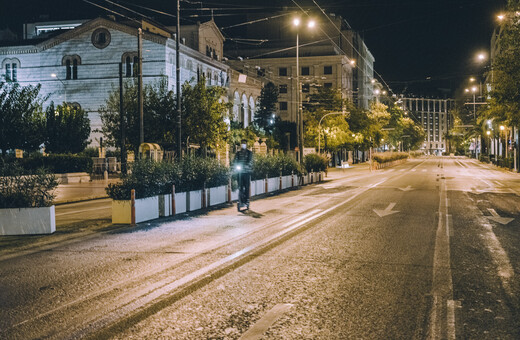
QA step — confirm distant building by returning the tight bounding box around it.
[400,97,455,154]
[0,17,232,147]
[224,12,376,124]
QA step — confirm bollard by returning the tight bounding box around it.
[265,174,268,193]
[311,169,314,184]
[279,171,283,191]
[172,184,176,216]
[202,184,206,209]
[291,171,294,188]
[131,189,136,226]
[228,178,232,203]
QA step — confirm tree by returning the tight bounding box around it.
[0,82,46,156]
[303,87,350,151]
[99,78,176,154]
[253,82,279,134]
[45,102,91,154]
[181,77,231,152]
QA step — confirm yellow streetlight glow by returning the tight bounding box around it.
[465,88,469,93]
[477,53,486,61]
[371,79,376,84]
[374,89,380,95]
[497,14,505,21]
[382,90,387,95]
[350,59,356,66]
[500,125,505,131]
[307,20,316,28]
[469,77,475,82]
[293,18,300,27]
[471,86,477,92]
[486,131,491,135]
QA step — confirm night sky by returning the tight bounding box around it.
[1,0,507,97]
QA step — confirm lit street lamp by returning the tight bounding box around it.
[51,73,67,103]
[293,17,316,163]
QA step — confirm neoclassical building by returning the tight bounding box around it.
[1,17,260,147]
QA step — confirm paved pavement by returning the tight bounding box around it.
[53,179,119,205]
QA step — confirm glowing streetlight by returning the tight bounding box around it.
[500,125,505,131]
[469,77,475,82]
[486,131,491,136]
[471,86,477,93]
[51,73,67,103]
[350,59,356,66]
[497,14,505,21]
[292,17,316,163]
[477,53,486,62]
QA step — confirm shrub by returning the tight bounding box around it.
[251,154,302,180]
[303,153,328,173]
[13,153,93,173]
[106,157,230,200]
[372,152,409,164]
[0,162,58,208]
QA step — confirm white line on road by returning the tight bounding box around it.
[240,303,293,340]
[422,169,427,172]
[411,169,417,172]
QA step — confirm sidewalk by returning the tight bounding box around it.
[53,179,120,205]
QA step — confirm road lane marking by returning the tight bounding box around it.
[411,169,417,172]
[373,202,399,217]
[399,185,413,192]
[56,206,111,217]
[487,208,515,225]
[239,303,293,340]
[422,169,427,172]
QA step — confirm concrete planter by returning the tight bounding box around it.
[267,177,279,192]
[188,190,202,211]
[0,206,56,235]
[112,196,159,224]
[250,180,262,197]
[282,175,292,189]
[209,186,227,206]
[55,172,91,184]
[175,192,187,214]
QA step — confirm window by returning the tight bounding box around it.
[91,28,111,49]
[324,65,332,74]
[125,56,132,76]
[301,66,310,76]
[279,102,288,110]
[62,55,81,80]
[279,67,287,76]
[302,83,310,93]
[133,56,139,77]
[3,58,21,82]
[279,84,287,94]
[122,52,137,77]
[324,82,332,88]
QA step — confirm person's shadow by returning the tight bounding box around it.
[238,209,263,218]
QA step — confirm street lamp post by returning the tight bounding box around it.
[293,18,315,163]
[318,111,347,154]
[51,73,66,103]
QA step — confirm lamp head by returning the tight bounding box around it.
[293,18,301,27]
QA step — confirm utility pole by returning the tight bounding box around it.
[119,63,127,175]
[176,0,182,160]
[138,28,144,147]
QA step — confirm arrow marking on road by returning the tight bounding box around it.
[487,208,515,225]
[374,202,399,217]
[399,185,414,192]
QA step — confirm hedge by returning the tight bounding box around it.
[303,153,328,173]
[0,163,58,208]
[250,154,303,180]
[106,157,230,200]
[372,152,409,164]
[9,153,93,174]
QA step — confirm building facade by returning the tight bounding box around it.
[0,17,234,147]
[400,97,454,154]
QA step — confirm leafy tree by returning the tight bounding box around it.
[303,87,350,151]
[99,78,176,154]
[181,77,231,152]
[0,82,46,155]
[45,102,90,154]
[254,82,279,134]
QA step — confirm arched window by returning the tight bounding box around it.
[242,93,249,127]
[233,91,240,121]
[125,56,131,77]
[66,60,71,80]
[249,96,256,123]
[62,55,81,80]
[2,58,21,82]
[72,59,78,80]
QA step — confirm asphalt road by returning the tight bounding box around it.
[1,157,519,339]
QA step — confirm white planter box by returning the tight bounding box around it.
[231,189,238,201]
[302,175,308,185]
[159,194,173,217]
[112,196,159,224]
[267,177,279,192]
[250,180,263,197]
[0,206,56,235]
[209,186,227,206]
[175,192,187,214]
[282,175,292,189]
[188,190,202,211]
